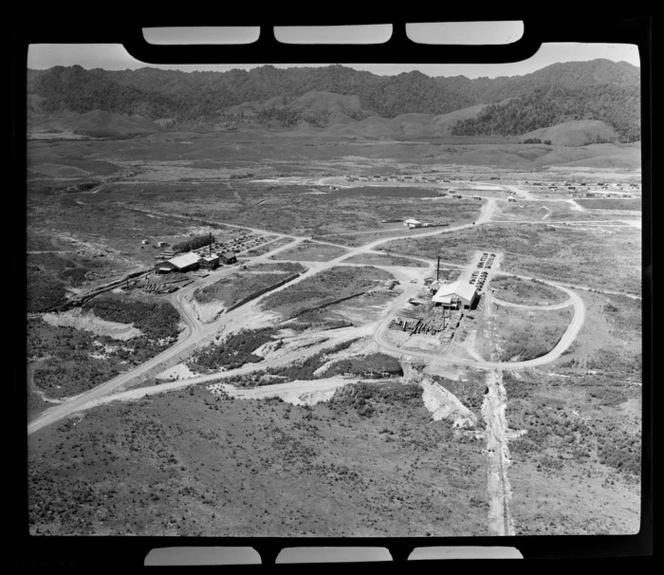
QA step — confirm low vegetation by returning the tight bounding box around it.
[260,266,394,320]
[381,222,641,294]
[504,371,641,477]
[340,253,429,267]
[194,263,305,308]
[323,353,404,379]
[574,198,641,211]
[429,372,486,418]
[83,294,181,341]
[28,319,172,404]
[268,241,348,262]
[493,305,571,362]
[28,384,489,536]
[27,295,182,406]
[491,276,569,306]
[187,328,278,373]
[328,381,423,418]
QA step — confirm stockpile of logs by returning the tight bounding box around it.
[409,307,449,335]
[391,307,423,332]
[392,307,460,336]
[143,273,193,294]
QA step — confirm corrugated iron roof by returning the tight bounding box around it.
[432,280,476,303]
[167,252,201,268]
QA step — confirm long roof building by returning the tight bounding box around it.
[432,280,478,308]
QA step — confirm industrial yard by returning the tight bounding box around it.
[24,60,645,543]
[26,144,643,539]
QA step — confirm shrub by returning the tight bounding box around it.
[190,328,277,372]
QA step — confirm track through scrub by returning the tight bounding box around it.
[482,369,516,536]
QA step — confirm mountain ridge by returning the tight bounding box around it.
[27,60,641,143]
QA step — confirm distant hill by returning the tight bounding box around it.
[521,120,620,147]
[29,109,165,138]
[27,59,641,143]
[451,83,640,142]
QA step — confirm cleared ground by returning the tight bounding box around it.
[25,132,643,539]
[379,222,641,295]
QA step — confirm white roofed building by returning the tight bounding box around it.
[156,252,201,273]
[432,280,478,309]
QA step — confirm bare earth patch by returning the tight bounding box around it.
[41,308,143,340]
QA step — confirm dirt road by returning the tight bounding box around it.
[30,324,375,421]
[29,194,581,433]
[372,279,585,371]
[482,369,516,536]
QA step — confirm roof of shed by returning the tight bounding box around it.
[432,280,477,303]
[167,252,201,268]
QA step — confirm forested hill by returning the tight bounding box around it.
[27,59,641,141]
[451,84,640,142]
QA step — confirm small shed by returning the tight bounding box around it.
[200,253,220,269]
[220,252,237,265]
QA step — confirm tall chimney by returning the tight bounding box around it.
[437,256,440,281]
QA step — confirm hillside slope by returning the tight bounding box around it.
[27,60,641,142]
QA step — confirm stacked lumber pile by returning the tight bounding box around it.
[391,307,459,336]
[143,273,193,294]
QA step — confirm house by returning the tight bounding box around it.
[404,218,423,228]
[507,196,517,202]
[432,280,478,309]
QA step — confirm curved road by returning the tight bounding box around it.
[372,281,585,371]
[29,196,586,433]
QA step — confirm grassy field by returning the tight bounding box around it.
[495,199,600,221]
[380,222,641,294]
[554,290,642,378]
[79,179,482,239]
[492,305,572,362]
[28,382,490,536]
[244,237,295,256]
[491,276,570,306]
[500,284,643,535]
[574,198,642,211]
[259,266,394,320]
[340,252,429,267]
[194,263,305,308]
[269,240,349,262]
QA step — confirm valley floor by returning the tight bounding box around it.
[24,137,644,544]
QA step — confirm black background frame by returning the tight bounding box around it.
[12,10,653,569]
